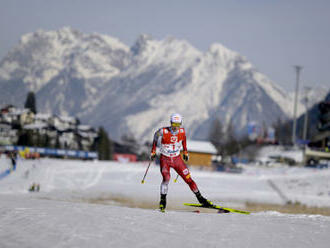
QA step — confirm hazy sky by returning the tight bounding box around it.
[1,0,329,92]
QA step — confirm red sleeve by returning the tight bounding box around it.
[151,140,157,154]
[182,128,187,153]
[151,128,162,153]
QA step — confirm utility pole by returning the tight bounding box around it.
[303,87,311,141]
[292,66,302,146]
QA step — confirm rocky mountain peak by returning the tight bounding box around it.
[0,27,320,142]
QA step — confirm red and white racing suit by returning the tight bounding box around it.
[151,127,198,195]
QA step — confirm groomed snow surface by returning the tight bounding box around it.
[1,157,330,248]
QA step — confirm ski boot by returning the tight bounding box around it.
[195,191,214,207]
[159,194,167,212]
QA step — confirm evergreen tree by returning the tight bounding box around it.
[36,133,47,147]
[208,118,224,155]
[55,135,61,149]
[24,91,37,114]
[44,134,50,148]
[223,119,239,156]
[97,127,113,160]
[17,130,34,146]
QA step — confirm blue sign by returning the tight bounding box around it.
[1,145,98,159]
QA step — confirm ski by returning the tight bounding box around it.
[184,203,250,215]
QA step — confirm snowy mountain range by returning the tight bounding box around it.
[0,27,327,141]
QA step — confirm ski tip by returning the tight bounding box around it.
[183,203,201,207]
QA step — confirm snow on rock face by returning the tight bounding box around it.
[0,27,129,92]
[0,27,323,141]
[104,38,294,141]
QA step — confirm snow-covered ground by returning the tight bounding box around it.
[255,145,305,164]
[1,157,330,248]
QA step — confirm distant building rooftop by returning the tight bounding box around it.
[186,140,217,154]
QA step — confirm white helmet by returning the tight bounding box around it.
[170,113,182,126]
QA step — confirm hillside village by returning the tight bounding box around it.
[0,104,222,167]
[0,85,329,169]
[0,105,98,153]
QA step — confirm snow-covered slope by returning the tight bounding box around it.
[290,86,330,109]
[1,194,330,248]
[1,158,330,248]
[1,194,329,248]
[0,27,320,141]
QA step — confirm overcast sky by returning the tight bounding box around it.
[0,0,329,92]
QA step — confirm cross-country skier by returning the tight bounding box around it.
[150,113,213,212]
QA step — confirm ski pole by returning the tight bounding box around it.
[174,174,179,183]
[141,160,152,184]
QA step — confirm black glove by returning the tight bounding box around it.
[183,152,189,162]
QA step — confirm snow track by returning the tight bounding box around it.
[1,194,330,248]
[1,158,330,247]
